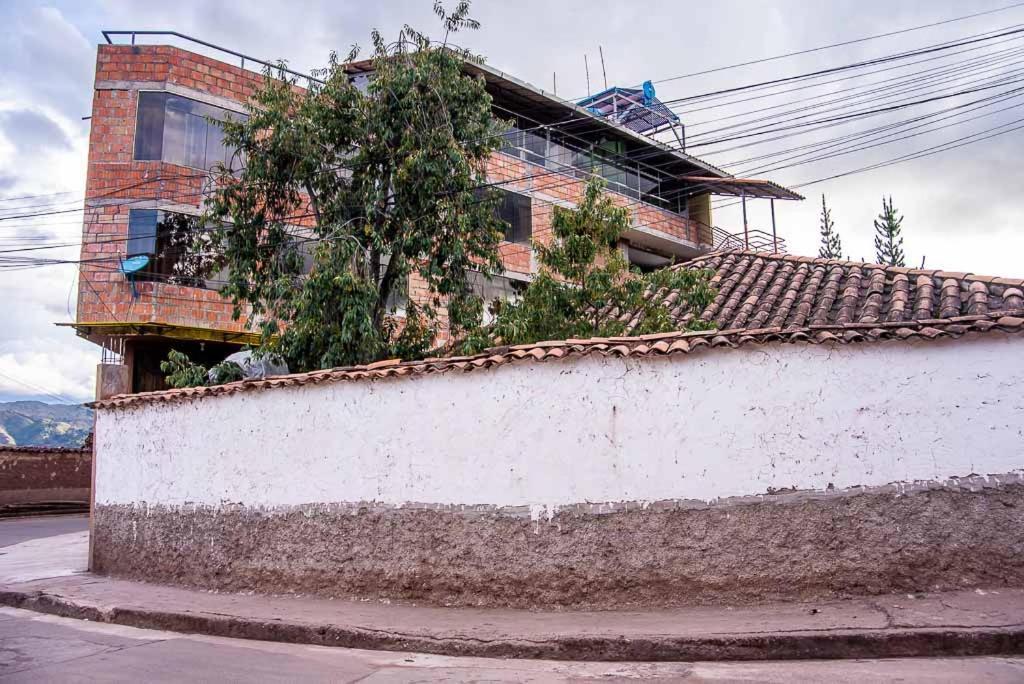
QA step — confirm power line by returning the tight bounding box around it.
[682,35,1024,124]
[658,25,1024,108]
[634,3,1024,89]
[735,95,1024,176]
[709,115,1024,211]
[686,48,1024,139]
[0,369,80,405]
[688,77,1024,149]
[720,90,1024,172]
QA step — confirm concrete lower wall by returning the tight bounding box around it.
[92,334,1024,607]
[92,476,1024,608]
[0,446,92,507]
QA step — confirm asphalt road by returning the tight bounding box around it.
[2,516,1024,682]
[0,515,88,549]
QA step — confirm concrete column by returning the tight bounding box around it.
[95,363,131,401]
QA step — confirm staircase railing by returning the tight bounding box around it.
[710,225,786,253]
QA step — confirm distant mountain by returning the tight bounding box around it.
[0,401,92,448]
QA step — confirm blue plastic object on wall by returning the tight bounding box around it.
[119,254,150,299]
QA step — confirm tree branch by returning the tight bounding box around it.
[374,250,403,327]
[303,180,322,227]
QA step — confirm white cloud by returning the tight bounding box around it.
[0,4,96,403]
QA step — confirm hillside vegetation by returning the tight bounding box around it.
[0,401,92,448]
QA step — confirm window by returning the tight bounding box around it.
[126,209,226,289]
[468,271,527,325]
[495,189,532,244]
[134,92,246,170]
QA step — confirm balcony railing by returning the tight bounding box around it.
[499,128,679,212]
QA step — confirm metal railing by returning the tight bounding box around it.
[101,30,324,86]
[499,128,676,210]
[711,225,786,254]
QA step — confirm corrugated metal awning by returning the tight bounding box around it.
[678,176,804,201]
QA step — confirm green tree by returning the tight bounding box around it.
[463,177,715,351]
[818,194,843,259]
[159,350,244,389]
[203,1,507,371]
[873,195,906,267]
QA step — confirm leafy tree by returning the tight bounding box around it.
[202,1,507,372]
[462,177,715,352]
[873,195,906,267]
[818,194,843,259]
[160,350,208,389]
[159,350,244,389]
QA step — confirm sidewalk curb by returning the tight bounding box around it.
[3,587,1024,662]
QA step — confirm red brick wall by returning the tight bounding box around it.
[78,44,708,346]
[79,45,262,333]
[484,152,705,274]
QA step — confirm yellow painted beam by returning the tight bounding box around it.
[56,321,265,346]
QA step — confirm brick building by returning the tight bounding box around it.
[68,33,801,396]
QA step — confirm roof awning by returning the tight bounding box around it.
[56,321,264,346]
[678,176,805,201]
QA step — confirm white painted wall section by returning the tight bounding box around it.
[95,334,1024,509]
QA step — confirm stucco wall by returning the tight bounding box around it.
[91,333,1024,606]
[96,334,1023,512]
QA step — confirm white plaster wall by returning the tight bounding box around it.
[95,334,1024,511]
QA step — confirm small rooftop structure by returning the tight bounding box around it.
[577,81,680,137]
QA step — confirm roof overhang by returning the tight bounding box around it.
[344,55,730,179]
[57,321,263,346]
[677,177,805,201]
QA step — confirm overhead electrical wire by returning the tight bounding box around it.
[685,40,1024,129]
[733,95,1024,176]
[621,2,1024,90]
[679,32,1024,120]
[686,51,1024,140]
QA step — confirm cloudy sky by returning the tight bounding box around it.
[1,0,1023,403]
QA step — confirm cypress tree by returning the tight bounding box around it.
[873,196,906,267]
[818,194,843,259]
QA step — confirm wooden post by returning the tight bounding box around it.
[770,198,778,253]
[741,191,749,250]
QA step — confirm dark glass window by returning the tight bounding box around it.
[126,208,159,256]
[133,92,246,170]
[133,96,166,161]
[496,190,532,244]
[126,209,226,290]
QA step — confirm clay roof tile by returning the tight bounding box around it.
[90,251,1024,410]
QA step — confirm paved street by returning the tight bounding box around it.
[3,607,1024,683]
[2,515,1024,682]
[0,515,88,549]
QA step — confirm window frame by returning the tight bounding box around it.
[132,90,247,172]
[125,208,227,291]
[495,189,532,245]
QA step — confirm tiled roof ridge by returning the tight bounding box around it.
[680,249,1024,286]
[91,310,1024,410]
[0,444,91,454]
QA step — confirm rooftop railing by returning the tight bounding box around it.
[101,30,324,86]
